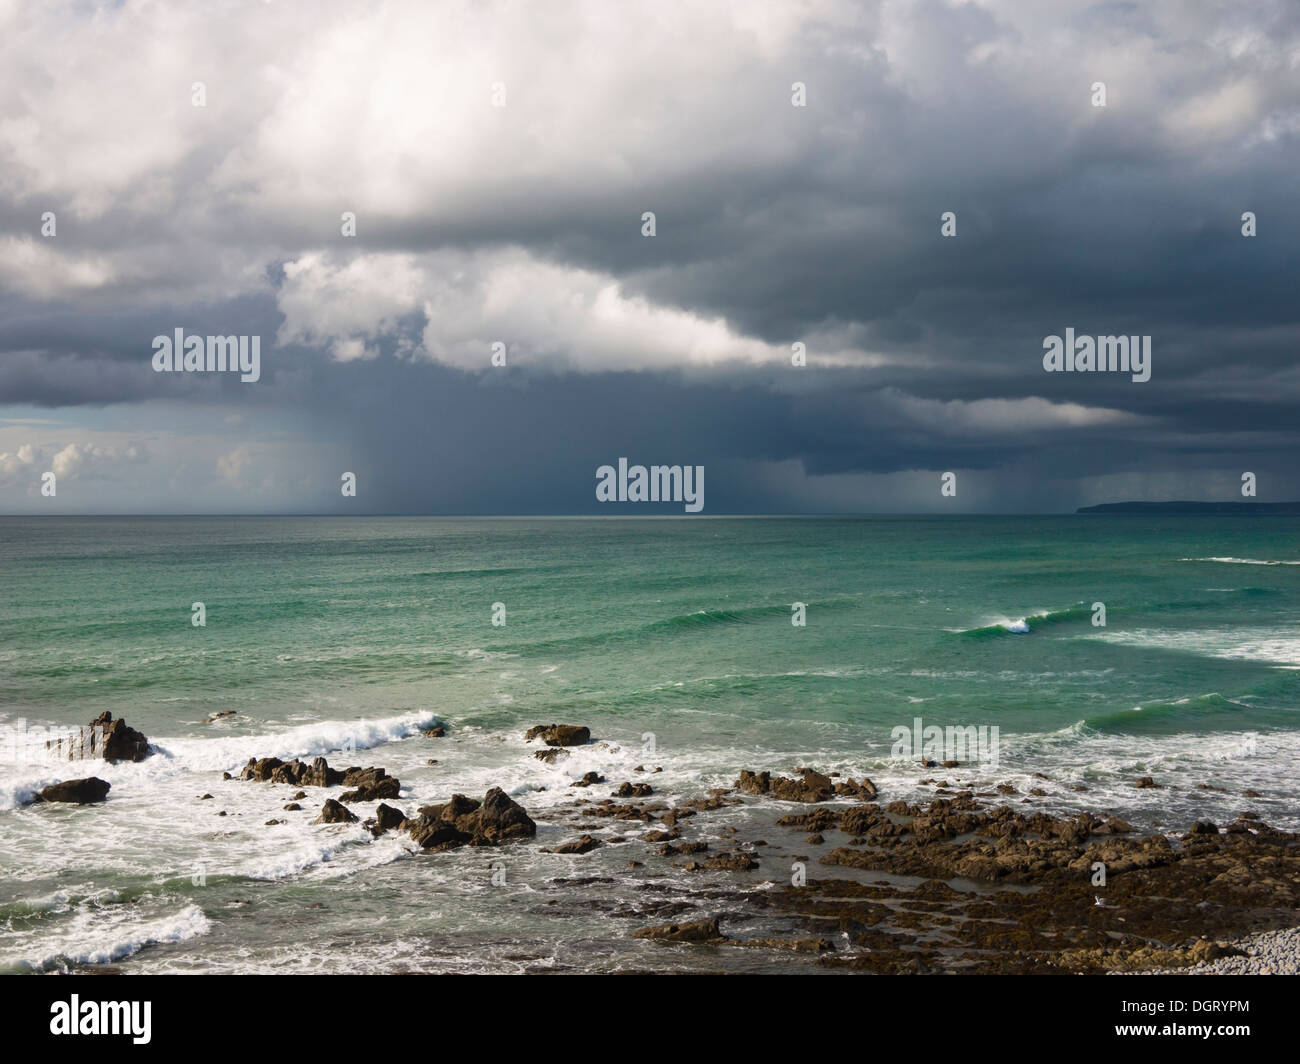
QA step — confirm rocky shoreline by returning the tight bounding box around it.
[27,715,1300,974]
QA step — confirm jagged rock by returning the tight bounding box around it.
[735,768,862,803]
[313,799,358,824]
[207,711,237,722]
[45,712,150,763]
[834,777,878,800]
[404,787,536,850]
[524,724,591,747]
[632,917,726,943]
[570,771,605,788]
[36,777,111,804]
[339,767,401,802]
[534,748,569,764]
[240,756,346,787]
[422,726,446,738]
[367,803,408,836]
[614,781,653,798]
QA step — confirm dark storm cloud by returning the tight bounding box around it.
[1,0,1298,512]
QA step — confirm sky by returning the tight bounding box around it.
[1,0,1297,514]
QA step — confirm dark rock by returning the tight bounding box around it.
[45,712,150,763]
[339,767,401,802]
[405,787,536,850]
[570,771,606,788]
[534,749,569,764]
[368,803,408,836]
[313,799,358,824]
[422,726,446,738]
[1135,776,1160,789]
[240,756,345,786]
[524,724,591,747]
[206,711,237,722]
[36,777,111,804]
[632,917,726,943]
[614,781,653,798]
[735,768,837,802]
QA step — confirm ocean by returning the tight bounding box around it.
[1,515,1297,973]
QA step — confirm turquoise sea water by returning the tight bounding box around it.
[1,516,1297,972]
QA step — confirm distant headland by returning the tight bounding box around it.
[1077,501,1300,515]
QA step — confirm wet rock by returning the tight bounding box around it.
[422,726,446,738]
[570,772,606,788]
[46,712,151,763]
[313,799,358,824]
[241,756,347,787]
[614,781,653,798]
[283,803,302,811]
[632,917,726,943]
[367,803,408,836]
[735,768,835,803]
[1134,776,1160,789]
[534,749,569,764]
[545,834,602,854]
[405,788,536,850]
[206,711,237,722]
[525,724,591,747]
[36,777,111,804]
[339,767,401,803]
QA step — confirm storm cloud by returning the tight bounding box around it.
[1,0,1297,513]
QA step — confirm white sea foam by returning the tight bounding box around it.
[3,902,210,973]
[1085,627,1300,667]
[1180,557,1300,566]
